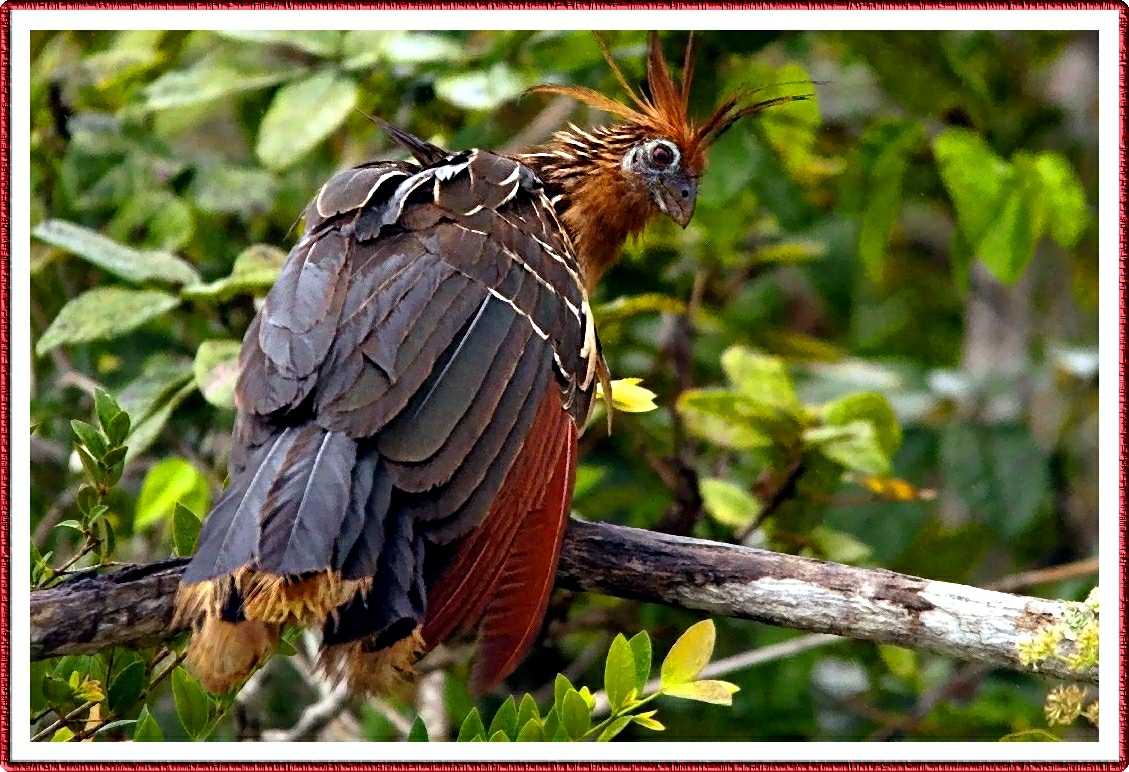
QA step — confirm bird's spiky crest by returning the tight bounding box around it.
[527,31,809,173]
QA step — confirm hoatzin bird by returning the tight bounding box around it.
[176,31,803,696]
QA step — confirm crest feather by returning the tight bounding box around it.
[526,31,811,173]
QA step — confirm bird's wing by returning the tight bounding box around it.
[183,141,598,693]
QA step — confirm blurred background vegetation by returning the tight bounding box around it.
[28,28,1100,742]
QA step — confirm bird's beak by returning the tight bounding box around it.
[653,175,698,228]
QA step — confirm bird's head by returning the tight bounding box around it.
[525,31,809,285]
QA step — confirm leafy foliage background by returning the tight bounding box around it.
[28,29,1100,741]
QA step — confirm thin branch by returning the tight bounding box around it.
[986,556,1100,594]
[28,520,1098,687]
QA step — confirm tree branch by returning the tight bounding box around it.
[28,520,1097,685]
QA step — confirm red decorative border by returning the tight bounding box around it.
[1,2,1125,769]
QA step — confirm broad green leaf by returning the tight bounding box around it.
[853,119,923,280]
[821,391,902,459]
[191,166,279,217]
[597,715,633,742]
[552,673,573,712]
[662,679,739,705]
[32,219,200,286]
[107,660,145,715]
[488,730,510,741]
[560,689,591,740]
[633,712,665,731]
[1034,152,1090,248]
[125,380,197,463]
[173,502,202,557]
[941,422,1049,540]
[70,420,107,459]
[36,287,180,356]
[487,696,518,741]
[213,30,342,57]
[133,706,165,741]
[105,411,131,448]
[182,244,287,302]
[193,339,242,409]
[627,632,651,694]
[877,644,917,680]
[515,717,544,742]
[382,31,463,65]
[516,693,540,729]
[116,354,194,443]
[171,667,211,739]
[1000,729,1062,742]
[660,619,715,687]
[721,347,802,418]
[94,389,124,435]
[142,56,301,110]
[457,708,485,742]
[135,457,209,530]
[51,728,75,741]
[700,477,763,530]
[933,128,1010,246]
[603,634,636,712]
[677,390,775,451]
[804,421,890,476]
[808,525,872,564]
[256,70,359,171]
[975,158,1040,283]
[435,62,526,110]
[407,715,429,742]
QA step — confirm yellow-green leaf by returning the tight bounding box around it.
[135,457,209,531]
[182,244,287,302]
[604,633,636,712]
[596,378,658,413]
[193,339,242,409]
[662,679,738,705]
[700,478,762,530]
[660,619,715,687]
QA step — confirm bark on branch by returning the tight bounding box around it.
[29,519,1096,685]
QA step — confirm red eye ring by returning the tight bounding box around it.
[650,143,675,167]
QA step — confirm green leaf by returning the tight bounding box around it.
[125,380,197,463]
[32,219,200,286]
[660,619,715,687]
[552,673,573,712]
[627,632,652,694]
[1033,152,1090,248]
[182,244,286,303]
[407,715,429,742]
[192,339,242,409]
[515,717,544,742]
[55,519,85,533]
[633,711,665,731]
[487,696,518,741]
[51,727,75,741]
[1000,729,1062,742]
[516,693,540,729]
[560,689,591,740]
[941,422,1049,540]
[821,392,902,459]
[173,502,203,557]
[597,715,633,741]
[853,119,923,281]
[171,667,211,739]
[808,524,873,564]
[700,478,763,530]
[93,389,123,435]
[603,634,636,712]
[212,30,343,57]
[456,708,485,742]
[877,644,917,680]
[36,287,181,356]
[804,421,890,476]
[435,62,527,110]
[142,55,302,111]
[135,457,210,531]
[256,70,358,171]
[105,411,131,448]
[377,31,463,66]
[662,679,739,705]
[677,389,775,451]
[933,128,1010,247]
[107,661,145,715]
[132,706,165,741]
[488,730,510,742]
[721,347,802,418]
[70,420,107,459]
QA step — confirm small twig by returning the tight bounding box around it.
[31,700,96,742]
[737,456,805,541]
[54,536,101,575]
[986,556,1100,593]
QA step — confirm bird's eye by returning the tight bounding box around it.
[650,143,675,167]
